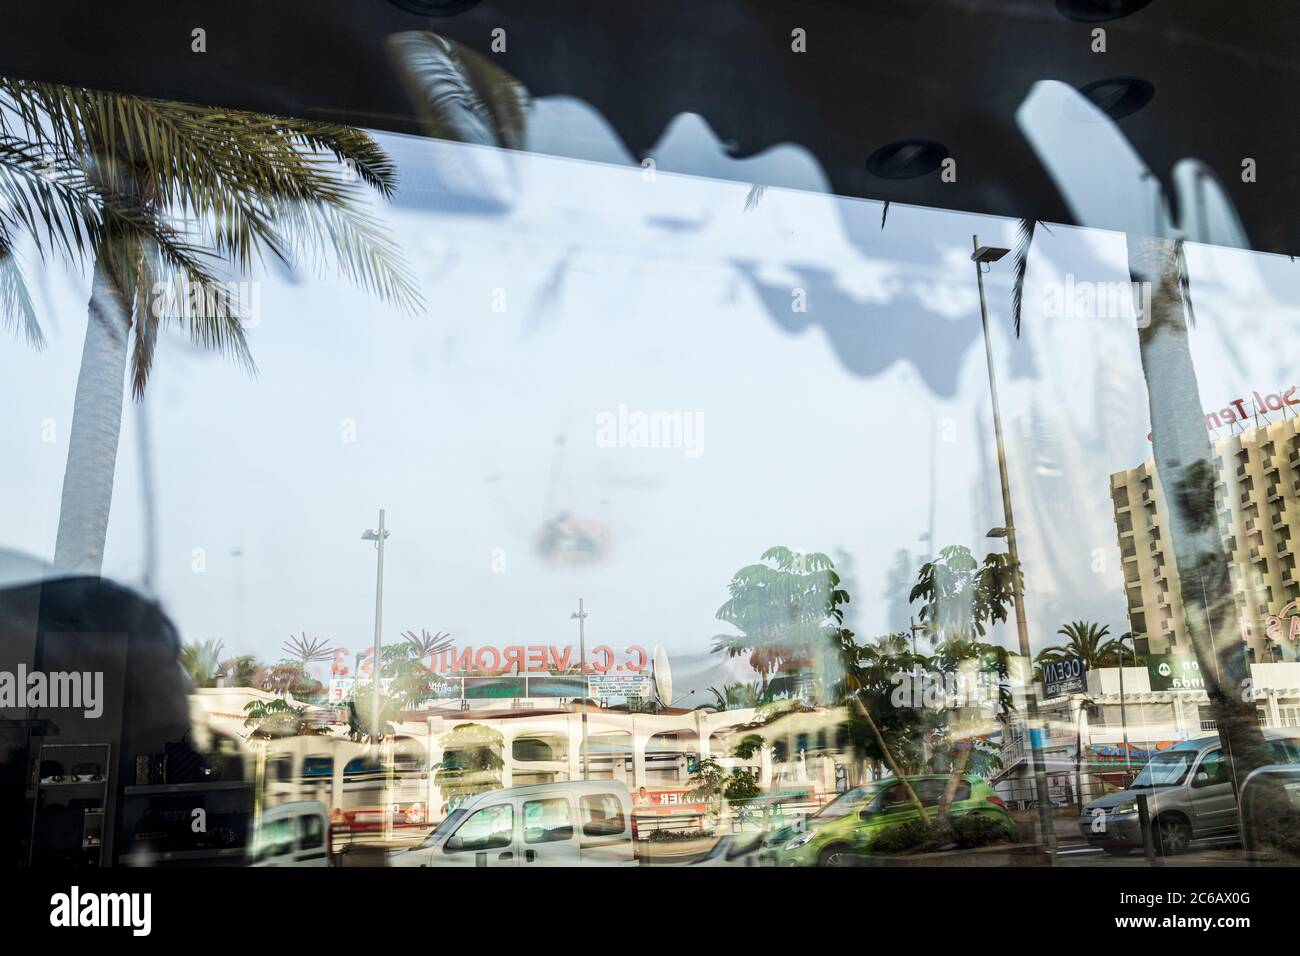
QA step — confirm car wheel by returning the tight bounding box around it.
[1154,816,1191,856]
[1103,845,1133,857]
[816,844,852,867]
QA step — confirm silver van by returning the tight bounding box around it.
[1080,730,1300,856]
[389,780,637,867]
[249,801,332,867]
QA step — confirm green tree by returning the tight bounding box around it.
[909,546,1019,820]
[261,660,326,702]
[1037,621,1126,669]
[732,733,764,760]
[708,681,764,711]
[723,767,761,804]
[711,546,851,702]
[180,638,224,688]
[685,756,729,831]
[435,723,505,811]
[243,698,332,739]
[836,630,931,821]
[345,682,404,742]
[219,654,266,689]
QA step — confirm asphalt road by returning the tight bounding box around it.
[1055,837,1247,866]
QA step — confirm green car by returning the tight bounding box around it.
[760,775,1018,866]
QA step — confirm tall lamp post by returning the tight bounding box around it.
[972,235,1057,857]
[571,598,590,780]
[361,510,391,744]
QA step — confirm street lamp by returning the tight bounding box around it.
[361,510,391,744]
[571,598,590,781]
[972,235,1057,856]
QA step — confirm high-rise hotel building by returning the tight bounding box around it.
[1109,412,1300,663]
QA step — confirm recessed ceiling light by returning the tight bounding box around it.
[866,140,949,180]
[1077,76,1155,119]
[1056,0,1154,22]
[388,0,482,15]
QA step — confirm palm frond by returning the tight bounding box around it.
[880,200,889,230]
[387,31,530,149]
[744,184,765,211]
[1010,218,1056,337]
[0,229,41,347]
[1010,218,1034,337]
[1175,237,1196,327]
[1,77,424,391]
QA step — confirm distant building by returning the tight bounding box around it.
[1109,411,1300,662]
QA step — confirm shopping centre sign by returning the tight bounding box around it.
[330,644,650,678]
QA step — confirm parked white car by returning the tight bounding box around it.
[390,780,637,867]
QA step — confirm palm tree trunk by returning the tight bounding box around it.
[852,695,930,824]
[1128,235,1273,779]
[938,741,974,822]
[52,254,130,576]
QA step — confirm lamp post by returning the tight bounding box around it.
[972,235,1057,856]
[571,598,590,780]
[1074,696,1093,812]
[361,510,391,744]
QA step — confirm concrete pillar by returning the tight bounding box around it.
[567,715,582,782]
[500,730,514,788]
[1172,695,1186,737]
[633,722,648,789]
[1268,690,1281,728]
[759,745,772,788]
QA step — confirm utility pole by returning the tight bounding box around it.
[972,235,1057,857]
[571,598,590,780]
[361,510,390,743]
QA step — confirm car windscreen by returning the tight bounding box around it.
[1130,751,1197,789]
[811,785,879,820]
[422,809,467,847]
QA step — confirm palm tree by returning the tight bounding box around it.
[0,78,424,574]
[1037,621,1126,669]
[282,632,334,666]
[401,628,454,668]
[707,680,763,711]
[179,638,224,688]
[1011,223,1274,780]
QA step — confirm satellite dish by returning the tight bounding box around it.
[652,645,672,706]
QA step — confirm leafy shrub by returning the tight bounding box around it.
[869,818,933,854]
[646,828,709,843]
[949,813,1010,849]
